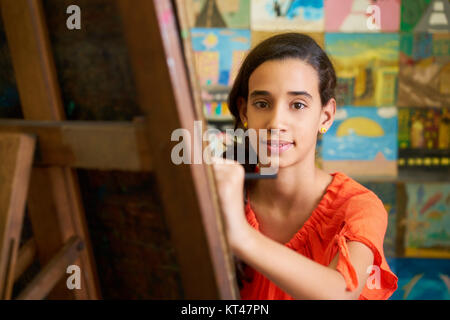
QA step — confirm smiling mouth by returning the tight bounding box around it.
[262,140,295,153]
[263,140,294,147]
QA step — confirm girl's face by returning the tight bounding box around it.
[239,58,335,169]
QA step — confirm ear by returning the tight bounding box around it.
[318,98,336,134]
[237,97,248,124]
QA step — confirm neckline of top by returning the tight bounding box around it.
[244,171,346,247]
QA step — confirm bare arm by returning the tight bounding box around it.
[232,225,374,300]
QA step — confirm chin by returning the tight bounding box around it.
[260,154,299,171]
[277,158,298,169]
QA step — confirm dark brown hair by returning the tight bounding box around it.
[228,32,336,129]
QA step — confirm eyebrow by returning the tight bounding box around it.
[249,90,313,100]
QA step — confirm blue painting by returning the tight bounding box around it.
[191,28,250,87]
[404,183,450,256]
[190,28,250,119]
[251,0,324,31]
[387,257,450,300]
[323,106,398,161]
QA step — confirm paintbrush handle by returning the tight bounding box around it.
[245,172,277,180]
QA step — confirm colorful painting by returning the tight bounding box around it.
[404,183,450,257]
[361,182,398,257]
[322,106,398,177]
[397,33,450,108]
[387,257,450,300]
[185,0,250,29]
[398,107,450,150]
[324,0,400,32]
[251,0,324,31]
[325,33,400,107]
[401,0,450,33]
[401,0,432,32]
[397,107,450,170]
[191,28,250,87]
[191,28,250,120]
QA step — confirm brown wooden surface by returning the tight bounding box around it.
[117,0,239,299]
[16,236,82,300]
[0,133,35,299]
[42,0,142,122]
[0,119,152,171]
[0,0,100,299]
[14,238,37,283]
[173,0,204,121]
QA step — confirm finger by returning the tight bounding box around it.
[210,156,225,165]
[212,157,240,166]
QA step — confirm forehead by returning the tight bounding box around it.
[248,59,319,97]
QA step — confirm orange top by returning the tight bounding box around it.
[240,172,398,300]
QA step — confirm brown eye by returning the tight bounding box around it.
[254,101,269,109]
[292,102,306,110]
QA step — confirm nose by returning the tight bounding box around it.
[266,102,288,133]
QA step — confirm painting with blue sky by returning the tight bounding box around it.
[251,0,324,31]
[323,106,398,161]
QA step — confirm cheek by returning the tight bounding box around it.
[297,110,321,136]
[247,107,265,127]
[292,124,319,149]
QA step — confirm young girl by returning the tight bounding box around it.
[212,33,398,300]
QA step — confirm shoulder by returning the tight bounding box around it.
[332,172,387,228]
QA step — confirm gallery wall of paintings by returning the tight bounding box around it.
[176,0,450,300]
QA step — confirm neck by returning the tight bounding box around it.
[250,153,331,219]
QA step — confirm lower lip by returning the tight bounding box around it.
[266,143,294,154]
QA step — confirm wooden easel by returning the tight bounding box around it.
[0,133,35,299]
[0,0,239,299]
[0,0,101,299]
[0,131,88,300]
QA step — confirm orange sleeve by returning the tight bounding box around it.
[334,192,398,299]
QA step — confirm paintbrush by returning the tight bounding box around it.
[245,172,278,180]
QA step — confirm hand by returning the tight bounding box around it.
[211,157,249,250]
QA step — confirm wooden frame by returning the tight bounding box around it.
[116,0,239,299]
[0,133,35,299]
[1,0,100,299]
[0,0,240,299]
[0,119,152,172]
